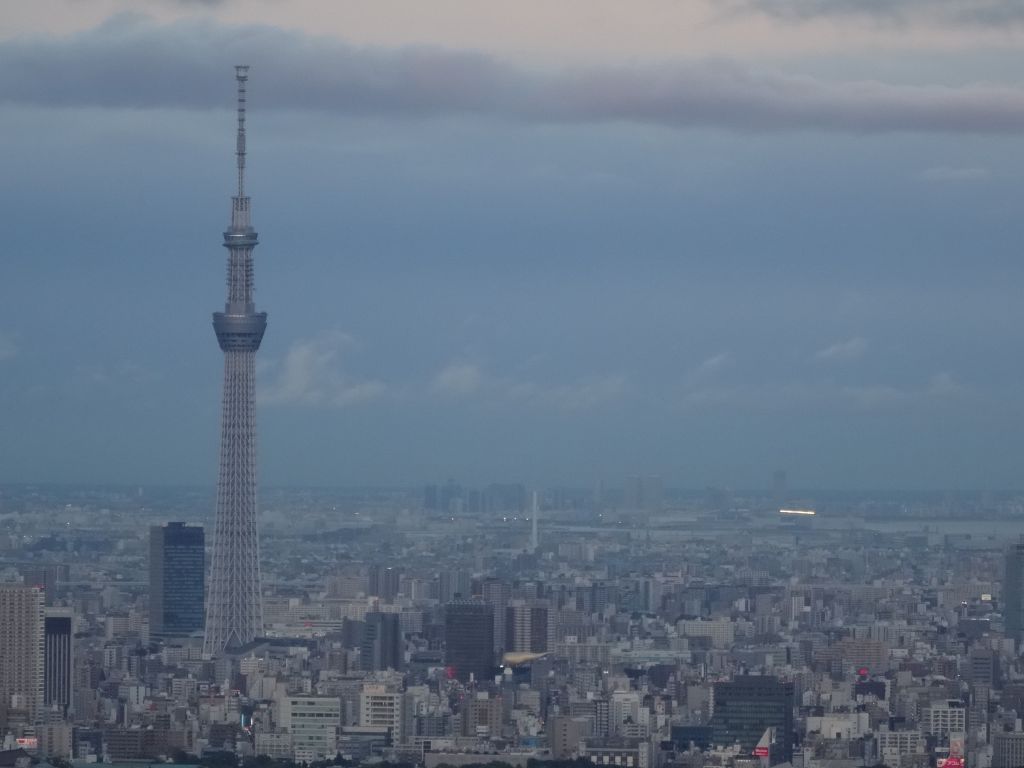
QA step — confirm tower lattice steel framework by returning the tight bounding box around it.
[204,66,266,655]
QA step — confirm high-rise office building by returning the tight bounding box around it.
[43,608,73,716]
[150,522,205,638]
[505,602,549,654]
[438,570,472,603]
[1005,536,1024,647]
[711,676,794,763]
[968,645,996,686]
[361,612,403,671]
[444,600,494,683]
[480,578,512,653]
[204,66,268,655]
[368,565,401,602]
[0,585,45,725]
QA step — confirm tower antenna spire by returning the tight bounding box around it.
[235,65,249,199]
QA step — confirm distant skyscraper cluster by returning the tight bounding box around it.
[624,474,663,513]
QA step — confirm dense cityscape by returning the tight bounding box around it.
[5,4,1024,768]
[1,481,1024,768]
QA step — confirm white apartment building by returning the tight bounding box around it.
[923,700,967,737]
[359,684,405,743]
[677,618,734,649]
[877,729,924,768]
[281,696,342,763]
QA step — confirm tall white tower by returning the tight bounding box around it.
[530,491,539,553]
[204,66,267,654]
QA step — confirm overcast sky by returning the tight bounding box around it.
[3,0,1024,490]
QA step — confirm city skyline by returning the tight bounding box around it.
[3,5,1024,767]
[0,461,1020,766]
[2,3,1024,490]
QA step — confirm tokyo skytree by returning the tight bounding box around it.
[204,66,266,655]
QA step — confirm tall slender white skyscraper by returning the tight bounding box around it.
[530,491,539,553]
[204,66,267,654]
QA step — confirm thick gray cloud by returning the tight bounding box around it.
[3,14,1024,133]
[740,0,1024,25]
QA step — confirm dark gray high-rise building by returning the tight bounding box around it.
[204,66,268,655]
[711,676,794,764]
[480,578,512,653]
[368,565,401,602]
[361,612,403,671]
[150,522,205,638]
[44,608,73,715]
[1005,537,1024,648]
[444,600,494,683]
[438,570,472,603]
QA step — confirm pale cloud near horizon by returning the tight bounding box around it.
[927,371,960,396]
[259,332,386,408]
[507,374,627,411]
[921,166,992,182]
[842,372,961,408]
[432,363,483,396]
[432,361,625,410]
[693,352,732,377]
[817,337,867,361]
[679,370,961,412]
[0,332,17,362]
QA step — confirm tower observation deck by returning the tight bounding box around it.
[204,66,266,655]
